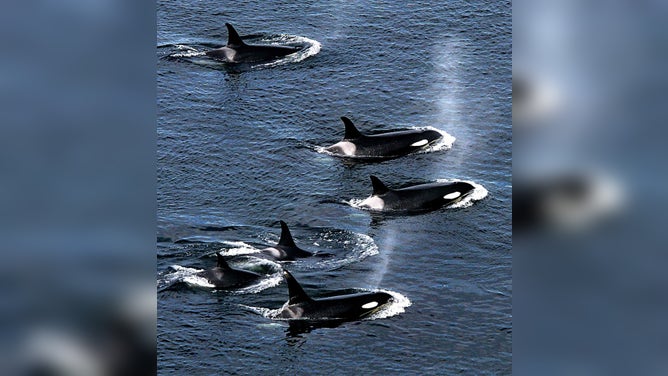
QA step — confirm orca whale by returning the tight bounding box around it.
[196,253,262,289]
[325,117,443,159]
[206,23,302,63]
[358,175,475,212]
[277,270,393,320]
[261,221,313,261]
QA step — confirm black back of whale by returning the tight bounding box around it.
[327,117,443,158]
[369,175,475,212]
[206,23,302,63]
[277,270,393,320]
[261,221,313,261]
[196,253,262,289]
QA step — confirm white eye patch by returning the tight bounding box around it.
[443,191,461,200]
[410,139,429,147]
[362,301,379,309]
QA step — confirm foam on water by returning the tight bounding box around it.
[250,228,379,270]
[312,231,379,270]
[229,257,283,294]
[257,35,321,68]
[219,241,262,256]
[366,289,412,320]
[182,275,216,289]
[159,258,282,293]
[169,44,206,58]
[233,271,283,295]
[163,35,320,69]
[158,265,216,289]
[240,304,283,319]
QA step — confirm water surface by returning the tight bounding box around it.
[158,0,511,374]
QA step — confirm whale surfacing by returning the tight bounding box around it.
[277,270,393,321]
[325,117,443,159]
[358,175,475,212]
[261,221,313,261]
[206,23,302,63]
[196,253,262,289]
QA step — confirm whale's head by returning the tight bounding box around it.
[356,292,394,318]
[439,181,476,205]
[409,130,443,148]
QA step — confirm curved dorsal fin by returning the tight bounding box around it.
[370,175,390,195]
[225,23,246,47]
[341,117,364,140]
[278,220,297,248]
[216,253,231,269]
[283,270,312,304]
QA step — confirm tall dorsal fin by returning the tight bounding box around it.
[370,175,390,195]
[225,23,246,47]
[278,220,297,248]
[216,253,231,269]
[341,117,364,140]
[283,270,312,304]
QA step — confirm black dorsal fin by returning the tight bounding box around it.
[341,117,364,140]
[370,175,390,195]
[278,220,297,248]
[216,253,232,269]
[225,23,246,47]
[284,270,312,304]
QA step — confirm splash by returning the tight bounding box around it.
[158,259,282,294]
[366,289,412,320]
[257,35,321,68]
[346,197,376,211]
[219,241,262,256]
[240,304,283,319]
[233,271,283,295]
[159,265,215,289]
[228,257,283,294]
[168,44,206,58]
[162,35,321,69]
[182,274,216,289]
[416,126,456,153]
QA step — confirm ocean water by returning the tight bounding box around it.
[157,0,511,374]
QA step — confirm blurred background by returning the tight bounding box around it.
[514,0,668,374]
[0,1,156,374]
[1,0,667,374]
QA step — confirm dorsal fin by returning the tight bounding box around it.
[225,23,246,47]
[283,270,312,304]
[370,175,390,195]
[278,220,297,248]
[216,253,231,269]
[341,117,364,140]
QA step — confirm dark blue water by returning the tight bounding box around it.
[158,0,511,374]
